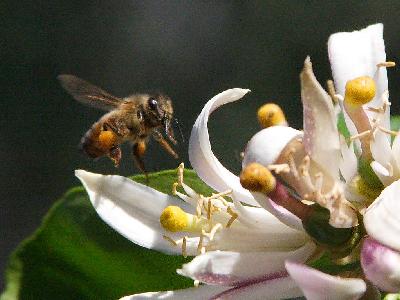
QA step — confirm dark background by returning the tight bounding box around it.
[2,1,400,291]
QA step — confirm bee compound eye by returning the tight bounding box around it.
[148,97,158,110]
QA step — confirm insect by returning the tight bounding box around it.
[58,74,179,178]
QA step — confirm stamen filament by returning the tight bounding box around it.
[377,61,396,68]
[162,234,178,246]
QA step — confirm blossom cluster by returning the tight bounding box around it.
[76,24,400,299]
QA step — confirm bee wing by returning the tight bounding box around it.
[58,74,122,111]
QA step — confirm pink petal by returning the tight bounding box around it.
[209,273,302,300]
[361,237,400,292]
[301,57,341,179]
[285,261,366,300]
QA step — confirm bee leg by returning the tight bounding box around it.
[109,146,122,167]
[132,141,149,183]
[152,130,179,159]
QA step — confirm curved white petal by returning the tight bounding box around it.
[178,242,315,286]
[361,237,400,292]
[364,180,400,251]
[340,138,358,183]
[285,261,366,300]
[209,275,302,300]
[189,88,259,206]
[328,23,389,131]
[251,191,304,231]
[120,285,228,300]
[370,161,393,187]
[75,170,194,254]
[301,57,341,179]
[242,126,302,169]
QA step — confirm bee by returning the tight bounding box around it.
[58,74,179,177]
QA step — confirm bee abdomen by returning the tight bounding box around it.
[79,122,108,158]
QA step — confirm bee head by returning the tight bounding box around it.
[146,94,177,144]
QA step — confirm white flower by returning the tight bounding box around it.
[76,89,316,299]
[76,23,400,299]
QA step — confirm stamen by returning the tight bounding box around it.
[209,190,232,200]
[327,79,338,104]
[160,206,206,233]
[207,223,223,241]
[344,76,376,106]
[196,196,204,218]
[378,126,398,136]
[207,200,212,220]
[257,103,287,128]
[182,236,187,258]
[197,232,204,254]
[162,234,178,246]
[268,163,290,174]
[377,61,396,68]
[350,130,372,142]
[314,173,323,195]
[288,151,300,180]
[177,162,184,185]
[226,206,238,228]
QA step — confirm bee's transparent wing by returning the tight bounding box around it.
[58,74,122,111]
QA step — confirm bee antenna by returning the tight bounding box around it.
[174,118,185,143]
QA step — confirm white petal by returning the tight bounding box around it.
[208,275,302,300]
[75,170,194,254]
[391,134,400,162]
[340,138,358,182]
[120,285,228,300]
[178,242,315,286]
[361,237,400,292]
[285,261,366,300]
[188,88,259,206]
[211,224,308,252]
[232,192,293,230]
[364,180,400,251]
[301,57,341,179]
[242,126,302,169]
[328,23,389,130]
[371,129,392,170]
[251,191,304,231]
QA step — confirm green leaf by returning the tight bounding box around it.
[391,115,400,132]
[1,169,213,300]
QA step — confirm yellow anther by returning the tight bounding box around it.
[344,76,376,106]
[240,163,276,194]
[160,206,205,232]
[160,206,189,232]
[257,103,287,128]
[98,130,116,150]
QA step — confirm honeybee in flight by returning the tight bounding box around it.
[58,75,179,178]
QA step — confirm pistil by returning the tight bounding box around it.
[342,76,376,160]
